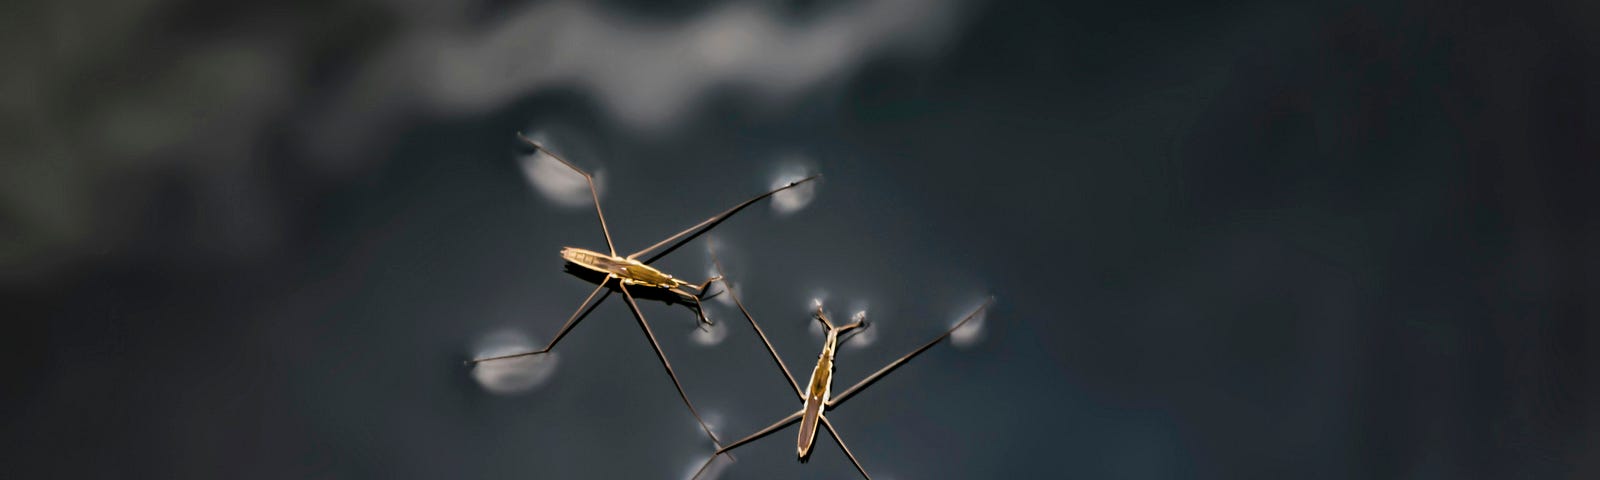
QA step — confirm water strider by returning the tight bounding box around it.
[694,247,994,478]
[468,133,819,449]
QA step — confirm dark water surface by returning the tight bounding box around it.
[6,0,1597,478]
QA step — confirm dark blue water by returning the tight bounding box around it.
[6,0,1596,479]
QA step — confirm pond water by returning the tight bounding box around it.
[8,0,1595,479]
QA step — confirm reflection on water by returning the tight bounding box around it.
[949,299,990,349]
[769,159,819,214]
[470,330,561,394]
[516,131,605,208]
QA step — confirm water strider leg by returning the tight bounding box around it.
[687,276,722,293]
[837,318,867,333]
[617,281,724,449]
[821,416,872,480]
[517,132,617,256]
[466,280,612,365]
[814,303,835,330]
[707,243,803,398]
[628,175,821,264]
[837,317,871,346]
[671,274,724,327]
[691,409,806,479]
[827,297,995,408]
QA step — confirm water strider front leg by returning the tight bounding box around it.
[517,132,617,256]
[826,297,995,408]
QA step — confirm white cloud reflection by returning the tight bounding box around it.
[422,0,963,130]
[5,0,971,280]
[308,0,967,163]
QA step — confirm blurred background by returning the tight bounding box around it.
[3,0,1597,478]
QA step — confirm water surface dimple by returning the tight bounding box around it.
[712,281,738,308]
[843,308,878,350]
[690,315,730,347]
[949,298,991,349]
[769,157,819,215]
[517,131,605,208]
[470,329,560,394]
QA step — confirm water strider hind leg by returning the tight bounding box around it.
[821,415,872,480]
[708,243,803,398]
[617,281,724,449]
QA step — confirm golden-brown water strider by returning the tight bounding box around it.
[694,247,995,479]
[467,133,820,450]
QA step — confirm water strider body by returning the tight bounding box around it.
[560,246,705,297]
[794,308,863,459]
[693,248,995,479]
[468,133,819,450]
